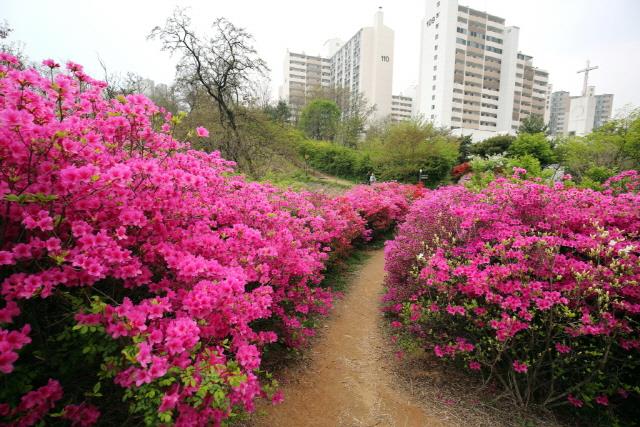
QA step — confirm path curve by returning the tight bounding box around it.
[252,249,444,427]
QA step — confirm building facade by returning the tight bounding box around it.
[548,87,614,136]
[548,91,571,135]
[417,0,550,140]
[594,94,614,130]
[278,51,332,119]
[280,9,395,123]
[391,94,414,122]
[329,8,394,121]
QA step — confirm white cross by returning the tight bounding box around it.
[577,60,598,96]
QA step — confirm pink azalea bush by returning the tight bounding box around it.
[344,182,420,236]
[384,173,640,420]
[0,53,417,426]
[603,169,640,195]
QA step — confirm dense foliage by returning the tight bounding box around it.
[384,170,640,423]
[297,120,459,187]
[297,139,373,182]
[298,99,341,141]
[0,54,418,426]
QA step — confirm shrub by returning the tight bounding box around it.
[469,134,515,157]
[384,172,640,423]
[0,53,417,426]
[507,132,555,166]
[344,182,420,237]
[297,139,372,181]
[451,162,471,180]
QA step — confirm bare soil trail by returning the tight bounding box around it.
[251,249,444,427]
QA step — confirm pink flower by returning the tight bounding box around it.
[271,390,284,405]
[468,361,481,371]
[0,251,14,266]
[159,388,180,412]
[512,167,527,177]
[236,344,261,371]
[42,59,60,69]
[62,403,100,426]
[434,345,445,358]
[595,395,609,406]
[196,126,209,137]
[555,343,571,354]
[445,305,465,316]
[567,394,583,408]
[512,360,528,373]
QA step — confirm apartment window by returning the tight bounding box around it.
[434,45,438,50]
[432,95,436,100]
[435,34,439,40]
[437,1,440,6]
[434,55,438,60]
[432,85,436,90]
[431,105,435,110]
[433,75,437,80]
[433,65,437,70]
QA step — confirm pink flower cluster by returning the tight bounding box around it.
[384,174,640,413]
[344,182,421,235]
[0,53,418,426]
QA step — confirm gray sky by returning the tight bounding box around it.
[3,0,640,113]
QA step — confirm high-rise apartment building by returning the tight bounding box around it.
[594,93,614,130]
[279,51,332,119]
[280,9,394,122]
[548,91,571,135]
[391,94,414,122]
[330,8,394,121]
[417,0,550,140]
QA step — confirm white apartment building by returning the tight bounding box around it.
[417,0,550,140]
[279,51,332,118]
[330,8,395,121]
[280,9,395,123]
[549,87,614,136]
[391,94,414,122]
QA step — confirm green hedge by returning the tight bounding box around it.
[297,139,373,182]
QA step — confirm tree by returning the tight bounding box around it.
[507,133,555,166]
[0,20,26,63]
[298,99,341,141]
[457,134,473,163]
[149,8,268,173]
[335,90,375,148]
[518,114,548,135]
[98,57,154,99]
[264,100,291,124]
[587,108,640,167]
[365,120,459,185]
[307,85,375,147]
[470,135,515,157]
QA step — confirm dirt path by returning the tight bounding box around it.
[309,170,357,188]
[252,249,444,427]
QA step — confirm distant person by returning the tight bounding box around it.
[369,173,377,185]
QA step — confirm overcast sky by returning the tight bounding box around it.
[3,0,640,113]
